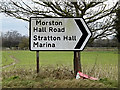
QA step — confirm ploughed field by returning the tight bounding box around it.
[2,49,118,88]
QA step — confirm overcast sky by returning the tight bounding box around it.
[0,14,28,36]
[0,0,118,36]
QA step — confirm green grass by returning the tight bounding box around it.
[2,49,118,88]
[2,50,118,80]
[81,51,118,65]
[2,50,118,68]
[2,51,74,69]
[2,51,14,66]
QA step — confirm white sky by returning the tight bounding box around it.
[0,13,28,36]
[0,0,118,36]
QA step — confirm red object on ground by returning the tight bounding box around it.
[77,71,98,80]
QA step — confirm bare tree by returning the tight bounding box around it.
[114,4,120,43]
[0,0,118,75]
[0,0,118,40]
[114,2,120,56]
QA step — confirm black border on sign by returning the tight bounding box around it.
[29,17,92,51]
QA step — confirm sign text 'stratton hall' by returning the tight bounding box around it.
[29,17,91,51]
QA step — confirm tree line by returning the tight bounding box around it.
[88,37,118,47]
[2,31,29,50]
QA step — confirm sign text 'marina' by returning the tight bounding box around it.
[30,17,91,51]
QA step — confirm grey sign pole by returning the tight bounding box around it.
[36,51,39,73]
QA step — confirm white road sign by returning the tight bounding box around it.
[29,17,91,51]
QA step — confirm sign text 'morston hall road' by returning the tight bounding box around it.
[29,17,91,51]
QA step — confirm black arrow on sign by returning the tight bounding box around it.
[74,19,88,49]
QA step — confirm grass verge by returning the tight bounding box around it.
[2,66,118,88]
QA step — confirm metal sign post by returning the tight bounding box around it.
[29,17,91,75]
[36,51,39,73]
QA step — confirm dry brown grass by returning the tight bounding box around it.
[2,65,118,88]
[82,64,118,81]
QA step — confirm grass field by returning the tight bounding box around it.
[2,51,14,67]
[2,50,118,67]
[1,49,118,88]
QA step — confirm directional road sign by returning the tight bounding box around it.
[29,17,91,51]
